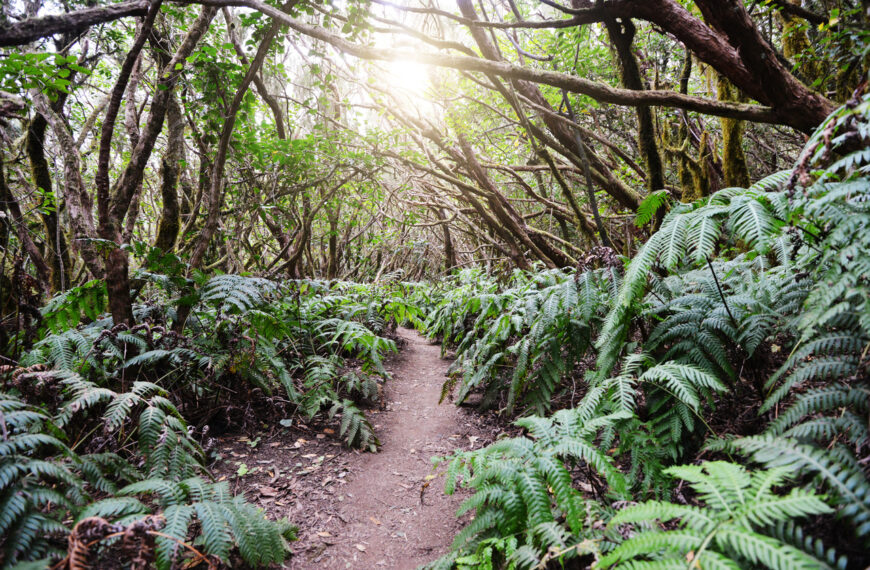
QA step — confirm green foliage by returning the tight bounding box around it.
[634,189,670,227]
[429,268,614,415]
[27,273,404,452]
[39,280,107,335]
[330,398,379,451]
[431,409,628,567]
[728,95,870,545]
[0,393,90,564]
[2,271,424,564]
[0,391,294,567]
[96,381,202,479]
[714,434,870,542]
[118,477,296,567]
[200,273,281,314]
[424,268,500,353]
[595,179,790,377]
[0,52,86,99]
[600,461,840,570]
[431,96,870,569]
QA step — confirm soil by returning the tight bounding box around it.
[210,328,501,569]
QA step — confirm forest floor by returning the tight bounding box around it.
[211,328,501,569]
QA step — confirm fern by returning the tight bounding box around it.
[111,477,296,568]
[635,190,671,228]
[595,183,788,377]
[330,398,380,451]
[428,83,870,570]
[433,410,627,564]
[600,461,836,569]
[0,392,144,565]
[39,280,107,335]
[199,274,281,314]
[715,435,870,540]
[437,268,612,414]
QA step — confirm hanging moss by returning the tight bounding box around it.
[672,51,699,201]
[675,140,695,200]
[688,131,712,200]
[717,76,751,188]
[661,116,702,202]
[777,2,823,89]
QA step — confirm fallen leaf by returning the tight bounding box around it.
[317,531,332,537]
[369,517,381,526]
[259,486,278,497]
[323,428,335,434]
[355,544,366,552]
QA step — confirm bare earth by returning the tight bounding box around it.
[212,328,494,569]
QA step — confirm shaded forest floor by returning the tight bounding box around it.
[211,328,500,569]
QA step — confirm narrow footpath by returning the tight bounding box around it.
[289,327,483,569]
[212,328,494,569]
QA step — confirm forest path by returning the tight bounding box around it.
[287,327,482,569]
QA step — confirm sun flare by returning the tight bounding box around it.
[383,57,431,99]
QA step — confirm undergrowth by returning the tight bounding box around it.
[1,266,422,566]
[424,95,870,569]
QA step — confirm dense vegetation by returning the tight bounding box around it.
[1,271,421,566]
[425,98,870,569]
[1,0,868,568]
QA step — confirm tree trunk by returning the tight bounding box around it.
[94,0,163,327]
[95,4,215,326]
[434,207,457,272]
[326,203,341,279]
[30,93,103,279]
[691,0,833,131]
[605,17,665,191]
[26,112,71,292]
[0,155,51,293]
[154,93,184,252]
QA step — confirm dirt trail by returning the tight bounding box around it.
[280,327,473,569]
[211,328,493,568]
[213,325,492,570]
